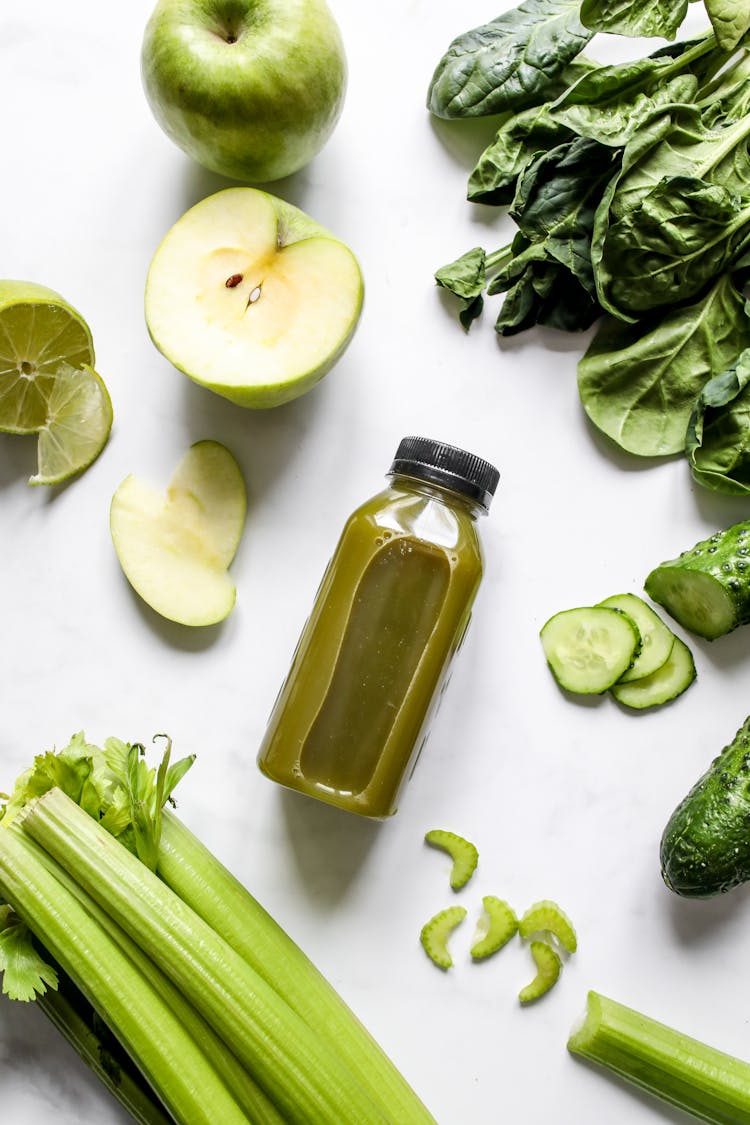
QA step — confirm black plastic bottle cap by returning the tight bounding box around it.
[388,436,500,513]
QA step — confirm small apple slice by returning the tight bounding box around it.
[110,440,247,626]
[144,187,364,409]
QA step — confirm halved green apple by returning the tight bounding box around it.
[110,440,247,626]
[144,187,364,408]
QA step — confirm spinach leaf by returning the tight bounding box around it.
[687,347,750,492]
[468,74,695,206]
[579,0,687,39]
[553,32,718,109]
[592,83,750,317]
[577,274,750,456]
[468,105,575,206]
[607,96,750,223]
[494,255,600,335]
[466,33,711,205]
[705,0,750,50]
[486,137,615,334]
[598,176,750,318]
[435,247,488,331]
[507,135,620,292]
[427,0,593,119]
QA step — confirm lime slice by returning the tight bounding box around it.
[31,362,113,485]
[0,281,95,434]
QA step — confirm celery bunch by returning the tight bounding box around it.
[0,734,435,1125]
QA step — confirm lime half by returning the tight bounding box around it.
[31,362,113,486]
[0,281,95,434]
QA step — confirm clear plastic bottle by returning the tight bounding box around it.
[257,436,499,818]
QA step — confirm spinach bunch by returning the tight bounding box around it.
[429,1,750,487]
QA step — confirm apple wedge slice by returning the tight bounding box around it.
[110,440,247,626]
[144,187,364,408]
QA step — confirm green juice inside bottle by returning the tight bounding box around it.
[257,436,499,819]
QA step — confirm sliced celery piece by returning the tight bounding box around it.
[518,941,562,1004]
[518,900,577,953]
[470,896,518,960]
[420,906,467,969]
[568,991,750,1124]
[424,829,478,890]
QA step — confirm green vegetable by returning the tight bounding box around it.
[487,135,619,330]
[580,0,688,40]
[16,787,388,1125]
[705,0,750,50]
[433,7,750,492]
[16,928,173,1125]
[518,940,562,1003]
[424,829,478,890]
[31,844,285,1123]
[157,813,433,1123]
[578,273,750,457]
[686,347,750,493]
[597,593,674,682]
[493,252,600,335]
[660,715,750,897]
[645,519,750,639]
[599,176,750,321]
[0,735,436,1125]
[540,605,641,694]
[0,826,252,1125]
[518,900,577,953]
[426,0,592,120]
[470,897,518,959]
[420,906,467,970]
[434,246,509,331]
[611,636,696,710]
[569,990,750,1122]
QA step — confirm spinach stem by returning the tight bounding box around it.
[485,243,514,273]
[696,49,750,101]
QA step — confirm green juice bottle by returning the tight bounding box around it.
[257,436,499,818]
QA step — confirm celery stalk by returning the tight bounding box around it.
[21,787,387,1125]
[158,810,437,1124]
[568,990,750,1124]
[0,825,251,1125]
[35,957,174,1125]
[23,831,285,1125]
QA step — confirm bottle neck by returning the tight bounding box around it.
[388,472,486,518]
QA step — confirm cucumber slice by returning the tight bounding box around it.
[424,829,478,891]
[540,606,641,694]
[518,900,577,954]
[470,896,518,960]
[419,906,466,970]
[610,636,696,710]
[518,941,562,1005]
[597,594,674,682]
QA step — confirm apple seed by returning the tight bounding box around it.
[225,273,243,288]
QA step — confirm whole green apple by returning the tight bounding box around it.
[141,0,348,182]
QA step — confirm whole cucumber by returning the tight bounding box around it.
[645,519,750,639]
[660,716,750,898]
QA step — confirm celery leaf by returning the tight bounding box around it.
[0,909,58,1002]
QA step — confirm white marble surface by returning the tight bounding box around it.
[2,2,750,1122]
